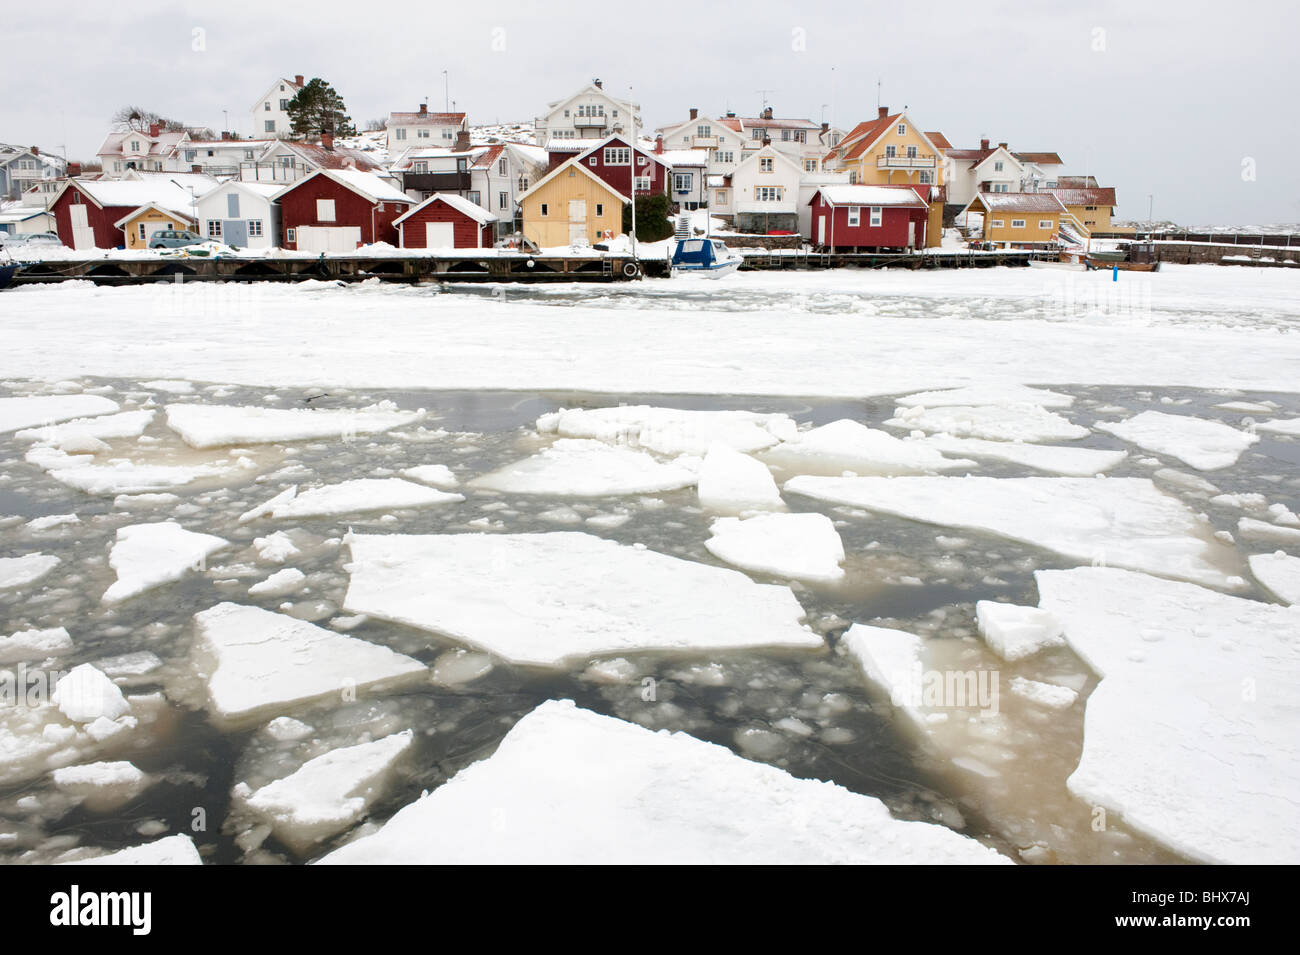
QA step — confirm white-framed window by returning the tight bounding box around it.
[540,203,548,216]
[906,145,917,158]
[244,149,254,160]
[207,220,222,237]
[696,125,710,138]
[499,191,508,209]
[442,130,453,140]
[674,173,692,191]
[715,189,727,203]
[1038,219,1054,229]
[781,129,791,141]
[316,199,336,221]
[589,156,598,166]
[498,158,507,176]
[994,160,1004,172]
[885,145,896,158]
[636,156,648,166]
[113,161,122,172]
[185,149,197,161]
[264,102,270,111]
[848,170,858,184]
[751,128,764,140]
[468,191,481,205]
[138,223,147,241]
[634,176,651,191]
[897,123,906,135]
[286,227,296,242]
[604,147,630,165]
[264,120,276,133]
[395,129,407,140]
[1011,219,1026,228]
[919,170,933,184]
[804,159,818,172]
[990,219,1004,228]
[595,203,604,217]
[377,203,385,212]
[847,206,860,226]
[249,219,264,237]
[759,157,773,173]
[714,150,734,164]
[868,206,882,227]
[280,99,289,110]
[130,140,141,152]
[413,161,428,173]
[417,129,430,139]
[755,186,783,201]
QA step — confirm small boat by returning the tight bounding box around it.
[670,237,743,278]
[1086,257,1160,272]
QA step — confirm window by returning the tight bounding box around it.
[604,147,630,165]
[316,199,335,221]
[595,203,604,217]
[781,129,791,141]
[636,156,648,166]
[759,157,773,173]
[847,207,860,226]
[130,140,141,152]
[906,145,917,158]
[138,223,146,241]
[468,191,481,205]
[804,159,818,172]
[244,149,254,160]
[286,228,296,242]
[869,207,882,227]
[417,129,430,139]
[715,189,727,203]
[456,158,467,172]
[396,129,407,140]
[377,203,385,212]
[990,219,1004,228]
[755,186,784,201]
[280,99,289,110]
[848,170,858,184]
[714,150,734,164]
[993,160,1004,172]
[249,220,264,237]
[634,176,651,191]
[264,120,276,133]
[185,149,197,161]
[499,191,508,209]
[589,157,598,166]
[413,161,428,173]
[995,183,1009,192]
[885,145,896,158]
[919,170,933,184]
[897,123,906,135]
[207,220,222,237]
[264,102,270,111]
[751,128,764,140]
[697,125,711,138]
[498,158,507,176]
[441,130,453,140]
[674,173,692,191]
[540,203,548,216]
[1011,219,1026,228]
[1038,219,1054,229]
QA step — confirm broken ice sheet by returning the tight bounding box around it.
[705,512,845,584]
[103,522,229,604]
[1096,410,1259,470]
[469,439,696,496]
[165,401,424,449]
[761,419,970,478]
[886,404,1089,443]
[536,405,796,456]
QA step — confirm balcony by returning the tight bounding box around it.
[877,155,937,169]
[400,171,471,192]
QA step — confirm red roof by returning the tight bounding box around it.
[471,144,505,169]
[836,113,903,161]
[1046,186,1117,207]
[925,131,952,150]
[1015,151,1063,165]
[282,142,382,172]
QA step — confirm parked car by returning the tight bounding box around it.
[148,229,205,249]
[0,231,62,249]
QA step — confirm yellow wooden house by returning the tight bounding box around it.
[821,106,948,246]
[959,192,1076,248]
[517,158,629,248]
[1045,183,1119,233]
[113,202,198,249]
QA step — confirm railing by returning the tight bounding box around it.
[400,172,472,192]
[877,155,937,168]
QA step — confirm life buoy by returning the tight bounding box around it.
[621,261,640,278]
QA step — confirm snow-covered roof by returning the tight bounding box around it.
[658,149,709,166]
[112,202,197,229]
[813,185,927,207]
[963,192,1068,214]
[195,179,281,203]
[393,192,498,227]
[63,176,210,211]
[1046,187,1118,207]
[388,111,467,127]
[0,205,49,224]
[274,168,412,205]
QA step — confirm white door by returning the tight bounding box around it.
[297,226,362,253]
[425,221,455,249]
[568,199,587,245]
[818,215,826,245]
[907,222,916,249]
[69,204,94,249]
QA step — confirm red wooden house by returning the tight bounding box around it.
[547,134,668,198]
[49,177,200,250]
[273,168,413,252]
[808,184,929,251]
[395,193,497,249]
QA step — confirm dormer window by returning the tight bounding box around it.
[897,123,906,135]
[130,140,141,152]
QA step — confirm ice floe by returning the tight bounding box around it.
[342,531,821,667]
[1248,551,1300,604]
[1255,417,1300,437]
[975,601,1066,661]
[0,394,119,433]
[1237,518,1300,545]
[696,443,783,512]
[103,522,229,603]
[761,419,970,477]
[912,435,1126,477]
[469,439,696,496]
[0,627,73,664]
[1035,566,1300,864]
[705,513,845,583]
[250,479,464,520]
[536,405,796,456]
[399,464,459,489]
[232,731,413,854]
[25,445,239,496]
[784,475,1240,590]
[71,833,202,865]
[15,410,155,446]
[1007,677,1078,710]
[248,568,307,598]
[894,384,1075,409]
[0,553,60,590]
[318,700,1008,864]
[1096,410,1259,470]
[52,760,151,811]
[165,401,424,449]
[886,404,1089,443]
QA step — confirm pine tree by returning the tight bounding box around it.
[286,79,356,140]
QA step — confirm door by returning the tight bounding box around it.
[297,226,361,252]
[425,221,455,249]
[907,221,916,250]
[817,215,826,246]
[225,219,248,248]
[69,203,94,249]
[568,199,587,245]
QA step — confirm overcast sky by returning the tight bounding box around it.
[7,0,1296,225]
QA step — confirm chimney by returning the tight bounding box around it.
[654,134,664,155]
[221,131,231,141]
[593,78,602,89]
[820,122,828,133]
[149,122,161,137]
[191,164,203,173]
[419,103,428,116]
[762,106,773,120]
[31,145,39,156]
[998,141,1008,149]
[455,129,471,151]
[68,161,82,177]
[689,107,698,120]
[878,106,888,119]
[726,110,735,118]
[321,131,334,150]
[980,138,990,150]
[762,135,772,146]
[295,74,304,86]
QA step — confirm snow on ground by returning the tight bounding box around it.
[165,401,424,449]
[69,833,202,865]
[536,405,796,456]
[913,434,1126,476]
[189,603,427,728]
[318,699,1008,864]
[102,522,228,603]
[4,267,1300,396]
[232,731,413,854]
[975,601,1066,661]
[469,439,696,496]
[0,626,72,664]
[252,479,464,520]
[887,404,1090,443]
[0,394,118,433]
[342,532,822,667]
[0,553,60,589]
[1248,552,1300,604]
[1096,410,1259,470]
[784,476,1241,590]
[761,419,970,477]
[696,443,784,512]
[895,384,1075,409]
[1035,566,1300,864]
[25,445,240,496]
[705,513,845,583]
